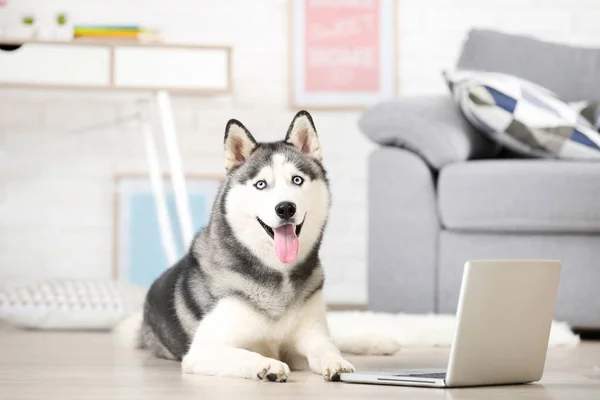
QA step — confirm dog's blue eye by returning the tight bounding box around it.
[292,176,304,186]
[254,180,267,190]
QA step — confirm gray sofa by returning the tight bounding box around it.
[361,29,600,329]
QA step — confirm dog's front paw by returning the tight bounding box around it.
[255,358,290,383]
[321,356,355,382]
[183,353,222,375]
[181,353,200,374]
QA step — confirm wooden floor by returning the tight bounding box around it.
[0,330,599,400]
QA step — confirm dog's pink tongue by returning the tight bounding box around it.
[274,224,298,264]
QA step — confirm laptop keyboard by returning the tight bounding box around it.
[396,372,447,379]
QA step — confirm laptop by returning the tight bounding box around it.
[340,260,562,388]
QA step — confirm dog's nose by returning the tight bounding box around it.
[275,201,296,219]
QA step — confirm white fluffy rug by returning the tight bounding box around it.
[327,311,580,355]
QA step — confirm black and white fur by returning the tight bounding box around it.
[135,111,355,382]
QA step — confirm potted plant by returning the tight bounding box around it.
[54,12,72,40]
[14,14,37,38]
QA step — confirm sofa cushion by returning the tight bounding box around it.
[438,160,600,232]
[571,101,600,131]
[457,29,600,102]
[444,70,600,160]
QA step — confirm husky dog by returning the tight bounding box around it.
[139,111,355,382]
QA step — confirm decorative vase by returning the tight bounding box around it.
[53,25,72,40]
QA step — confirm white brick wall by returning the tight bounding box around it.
[1,0,600,303]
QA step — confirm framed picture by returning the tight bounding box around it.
[113,174,222,287]
[289,0,398,109]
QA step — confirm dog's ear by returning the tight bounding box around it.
[224,119,257,171]
[285,110,322,161]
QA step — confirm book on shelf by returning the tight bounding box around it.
[73,25,161,41]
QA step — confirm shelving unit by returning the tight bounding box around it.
[0,38,232,94]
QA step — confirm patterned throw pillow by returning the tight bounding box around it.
[570,101,600,131]
[444,70,600,159]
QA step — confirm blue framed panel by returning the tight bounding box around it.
[114,175,221,287]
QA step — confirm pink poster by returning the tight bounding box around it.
[304,0,380,93]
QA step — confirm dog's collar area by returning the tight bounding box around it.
[256,217,304,239]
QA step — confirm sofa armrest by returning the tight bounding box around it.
[368,147,439,313]
[359,95,498,169]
